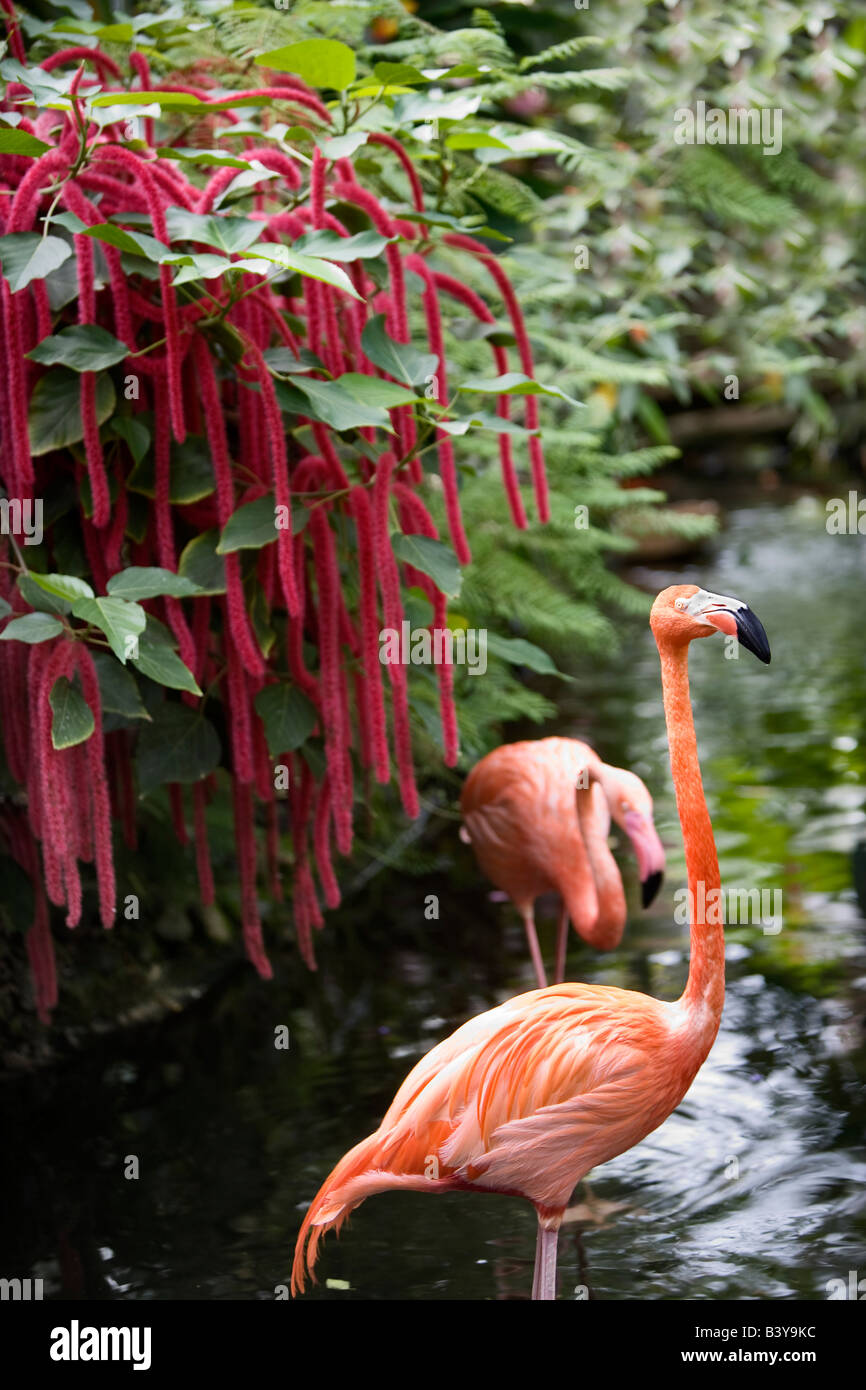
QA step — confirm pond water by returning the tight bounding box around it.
[3,497,865,1300]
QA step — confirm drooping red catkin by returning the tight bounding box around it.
[223,619,256,783]
[240,340,299,618]
[372,453,420,819]
[231,778,273,980]
[406,254,470,564]
[312,775,340,910]
[347,486,389,784]
[394,483,459,767]
[76,645,116,928]
[265,798,283,902]
[192,783,215,907]
[40,45,123,79]
[367,132,425,217]
[309,509,353,855]
[168,784,189,846]
[444,233,549,521]
[0,0,25,61]
[94,147,187,444]
[432,269,526,526]
[30,641,81,923]
[331,178,419,466]
[203,85,331,125]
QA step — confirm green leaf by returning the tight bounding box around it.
[486,634,568,678]
[131,638,201,695]
[111,416,150,464]
[178,530,226,596]
[0,129,50,156]
[28,324,128,372]
[391,533,462,599]
[17,573,70,616]
[389,207,510,242]
[137,704,220,792]
[458,372,583,407]
[255,39,356,92]
[164,208,263,256]
[275,376,391,432]
[293,229,396,262]
[26,572,94,606]
[157,147,249,168]
[254,683,317,756]
[49,675,94,749]
[106,567,203,601]
[335,373,420,408]
[371,61,427,87]
[0,597,10,619]
[28,369,116,456]
[0,233,71,292]
[247,244,362,299]
[82,222,168,261]
[91,90,203,109]
[127,434,217,505]
[217,495,279,554]
[91,650,150,721]
[0,612,64,643]
[361,315,438,388]
[71,596,146,665]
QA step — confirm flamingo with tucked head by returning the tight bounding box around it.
[291,585,771,1301]
[460,738,666,987]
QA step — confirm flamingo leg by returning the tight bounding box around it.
[521,910,548,989]
[532,1222,559,1301]
[553,900,569,983]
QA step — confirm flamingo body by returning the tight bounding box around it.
[461,739,615,946]
[291,978,714,1294]
[292,584,772,1299]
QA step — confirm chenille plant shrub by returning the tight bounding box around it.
[0,0,717,1023]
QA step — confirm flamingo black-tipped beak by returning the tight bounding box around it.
[624,811,666,909]
[687,590,772,665]
[642,870,663,908]
[733,606,771,665]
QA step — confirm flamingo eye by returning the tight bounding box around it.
[675,597,687,610]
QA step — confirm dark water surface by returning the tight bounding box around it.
[3,498,865,1300]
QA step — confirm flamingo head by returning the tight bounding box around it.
[650,584,771,665]
[602,766,666,907]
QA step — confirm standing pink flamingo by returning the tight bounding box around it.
[460,738,666,988]
[291,584,771,1301]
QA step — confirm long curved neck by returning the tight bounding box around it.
[658,643,724,1023]
[576,785,625,943]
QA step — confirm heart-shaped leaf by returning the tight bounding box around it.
[29,369,116,455]
[0,612,64,643]
[217,495,279,554]
[255,39,356,91]
[49,675,95,749]
[28,324,129,372]
[361,315,438,388]
[71,596,146,664]
[137,703,220,792]
[391,533,462,598]
[0,233,72,292]
[254,683,317,756]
